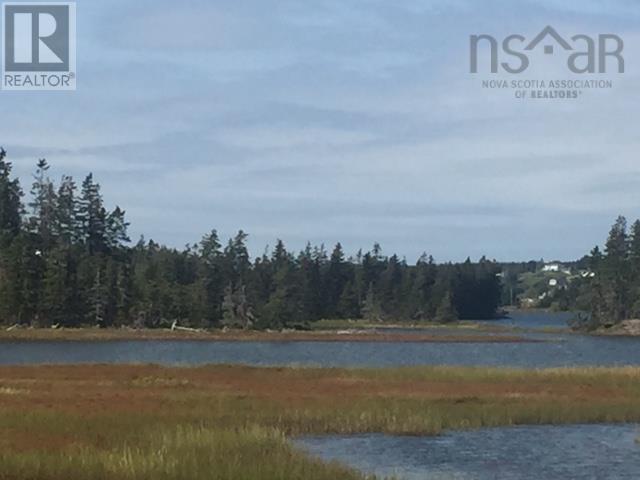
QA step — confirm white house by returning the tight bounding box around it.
[542,263,560,272]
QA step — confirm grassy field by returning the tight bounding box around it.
[2,365,640,479]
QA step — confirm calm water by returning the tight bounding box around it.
[297,424,640,480]
[1,312,639,367]
[493,310,575,329]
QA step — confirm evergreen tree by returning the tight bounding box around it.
[90,264,108,327]
[411,253,437,319]
[361,282,382,321]
[28,159,57,251]
[628,221,640,317]
[337,280,360,318]
[378,254,402,315]
[223,230,251,287]
[78,174,107,254]
[199,230,224,325]
[298,243,323,321]
[325,243,348,318]
[435,291,458,323]
[599,216,629,323]
[55,175,79,245]
[260,241,300,329]
[17,234,46,324]
[42,245,73,325]
[222,284,253,329]
[105,206,130,250]
[0,148,23,244]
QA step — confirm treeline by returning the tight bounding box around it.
[575,215,640,330]
[0,150,502,329]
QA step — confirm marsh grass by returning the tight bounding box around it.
[0,426,367,480]
[0,327,529,344]
[1,365,640,479]
[310,319,509,332]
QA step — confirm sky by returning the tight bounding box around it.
[2,0,640,262]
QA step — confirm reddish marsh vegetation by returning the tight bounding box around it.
[1,365,640,479]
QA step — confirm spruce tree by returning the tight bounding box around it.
[361,282,382,322]
[0,148,23,244]
[199,230,224,325]
[337,280,360,319]
[29,159,57,251]
[42,245,72,325]
[78,174,107,255]
[600,216,630,324]
[435,291,458,323]
[105,207,130,250]
[261,240,300,329]
[55,175,79,245]
[628,220,640,317]
[325,243,348,318]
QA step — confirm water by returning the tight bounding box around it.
[2,333,640,367]
[493,310,575,330]
[2,312,640,367]
[297,424,640,480]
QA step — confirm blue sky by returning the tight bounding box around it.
[2,0,640,262]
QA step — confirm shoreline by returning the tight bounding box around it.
[593,319,640,337]
[0,327,540,344]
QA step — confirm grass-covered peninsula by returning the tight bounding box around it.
[0,325,534,343]
[1,365,640,480]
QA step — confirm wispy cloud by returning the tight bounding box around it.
[1,0,638,261]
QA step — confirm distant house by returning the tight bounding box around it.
[579,270,596,278]
[542,262,571,275]
[548,277,568,289]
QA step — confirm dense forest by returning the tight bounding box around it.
[575,215,640,330]
[0,150,503,329]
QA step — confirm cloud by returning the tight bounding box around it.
[1,0,638,261]
[212,126,376,150]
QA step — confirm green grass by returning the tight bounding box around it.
[0,426,368,480]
